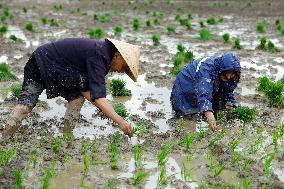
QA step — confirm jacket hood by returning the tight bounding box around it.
[217,52,241,75]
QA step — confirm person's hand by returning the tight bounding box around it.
[119,122,133,138]
[204,111,222,132]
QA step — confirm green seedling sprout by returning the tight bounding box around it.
[276,24,282,31]
[88,27,104,39]
[64,131,74,148]
[246,0,253,7]
[133,170,149,185]
[228,137,240,151]
[273,129,280,152]
[256,23,265,33]
[70,7,80,14]
[206,17,217,25]
[183,133,195,152]
[110,78,131,96]
[177,43,186,53]
[9,35,23,43]
[153,18,160,25]
[104,179,118,189]
[41,166,53,189]
[209,130,225,146]
[14,169,22,189]
[199,28,213,40]
[10,83,21,99]
[53,4,63,11]
[114,26,123,36]
[0,24,8,36]
[98,13,112,23]
[188,13,193,20]
[233,106,256,124]
[214,164,225,177]
[262,152,275,181]
[275,19,281,26]
[175,13,181,21]
[171,46,194,76]
[49,18,59,27]
[108,132,121,170]
[52,137,61,154]
[199,21,205,28]
[235,177,252,189]
[132,19,140,30]
[134,144,143,169]
[222,33,230,42]
[257,76,284,107]
[0,146,16,166]
[233,38,242,49]
[267,40,278,53]
[145,20,151,27]
[25,23,34,31]
[181,163,191,182]
[113,104,130,119]
[257,36,267,50]
[167,26,176,34]
[178,118,185,132]
[158,165,167,186]
[133,122,148,136]
[83,151,90,176]
[230,152,241,167]
[157,145,171,166]
[241,158,252,171]
[151,34,160,46]
[41,17,47,25]
[249,136,263,154]
[0,63,17,81]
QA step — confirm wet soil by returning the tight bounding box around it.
[0,0,284,188]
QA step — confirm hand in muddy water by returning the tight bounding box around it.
[119,122,133,138]
[210,125,223,132]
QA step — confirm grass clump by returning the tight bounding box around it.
[133,170,149,185]
[14,169,22,189]
[108,132,121,170]
[257,37,278,52]
[133,121,148,136]
[257,76,284,107]
[257,36,267,50]
[24,23,34,31]
[132,19,140,30]
[233,106,256,124]
[110,78,130,96]
[167,26,176,34]
[114,26,123,36]
[267,40,278,53]
[206,16,217,25]
[233,38,242,49]
[151,34,160,46]
[9,35,23,43]
[171,44,194,76]
[256,23,265,33]
[10,84,21,99]
[88,27,104,39]
[0,63,17,81]
[0,146,16,166]
[51,137,61,154]
[0,24,8,36]
[114,104,130,119]
[157,145,171,166]
[222,33,230,42]
[199,28,213,40]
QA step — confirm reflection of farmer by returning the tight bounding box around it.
[171,52,241,131]
[4,38,140,137]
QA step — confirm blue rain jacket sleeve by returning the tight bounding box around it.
[195,68,214,112]
[86,53,109,101]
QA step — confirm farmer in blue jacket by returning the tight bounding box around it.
[171,52,241,131]
[4,38,140,137]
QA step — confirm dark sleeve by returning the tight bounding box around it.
[222,80,238,107]
[195,68,214,112]
[86,54,108,101]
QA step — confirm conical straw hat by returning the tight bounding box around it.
[107,38,140,81]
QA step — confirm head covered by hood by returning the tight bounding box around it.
[217,52,241,76]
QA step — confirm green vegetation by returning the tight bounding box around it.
[199,28,213,40]
[171,43,194,76]
[257,76,284,107]
[256,23,265,33]
[114,26,123,36]
[88,27,104,39]
[222,33,230,42]
[25,22,34,31]
[206,17,217,25]
[262,153,275,181]
[0,146,16,166]
[157,145,171,166]
[114,104,130,119]
[167,26,176,34]
[133,170,149,185]
[108,132,121,170]
[267,40,278,53]
[53,4,63,11]
[145,20,151,27]
[132,19,140,30]
[52,137,61,154]
[96,12,112,23]
[10,83,21,99]
[233,38,242,49]
[181,163,191,182]
[110,78,130,96]
[257,36,267,50]
[133,121,148,136]
[14,169,22,189]
[40,164,55,189]
[199,21,205,28]
[183,133,195,152]
[41,16,47,25]
[233,106,256,124]
[158,165,167,186]
[9,35,23,43]
[0,63,17,81]
[151,34,160,46]
[257,36,278,52]
[179,18,192,30]
[0,24,7,35]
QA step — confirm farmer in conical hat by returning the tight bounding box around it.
[171,52,241,131]
[4,38,140,137]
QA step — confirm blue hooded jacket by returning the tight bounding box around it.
[171,52,241,116]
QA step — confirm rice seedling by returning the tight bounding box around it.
[49,18,59,27]
[206,17,217,25]
[249,136,263,154]
[153,18,160,25]
[233,106,256,124]
[134,144,144,169]
[83,151,90,176]
[133,121,148,136]
[114,26,123,36]
[53,4,63,11]
[52,137,61,154]
[104,179,118,189]
[171,46,194,76]
[267,40,278,53]
[199,21,205,28]
[108,132,121,170]
[70,7,80,14]
[241,158,252,171]
[114,104,130,119]
[257,36,267,50]
[22,6,27,13]
[0,63,17,81]
[158,165,167,186]
[10,84,21,99]
[64,130,74,148]
[0,24,7,36]
[257,76,284,107]
[25,22,34,31]
[228,137,240,151]
[246,0,253,7]
[256,23,265,33]
[40,166,52,189]
[276,24,282,32]
[132,19,140,30]
[88,27,104,39]
[14,169,22,189]
[199,28,213,40]
[188,13,193,20]
[9,35,23,43]
[209,130,225,146]
[0,146,16,166]
[145,20,152,27]
[273,129,280,152]
[151,34,160,46]
[178,118,185,132]
[262,152,275,181]
[167,26,176,34]
[279,123,284,137]
[110,78,131,96]
[214,164,225,177]
[233,38,242,49]
[98,13,112,23]
[275,19,281,26]
[157,144,171,166]
[41,16,47,25]
[222,33,230,42]
[235,177,252,189]
[183,133,195,152]
[181,163,191,182]
[230,152,241,167]
[175,13,181,21]
[133,170,149,185]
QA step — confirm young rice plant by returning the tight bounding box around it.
[0,63,17,81]
[110,78,131,96]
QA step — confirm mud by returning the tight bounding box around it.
[0,0,284,188]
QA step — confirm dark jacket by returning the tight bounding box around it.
[33,38,116,101]
[171,52,241,116]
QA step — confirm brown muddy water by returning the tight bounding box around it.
[0,0,284,188]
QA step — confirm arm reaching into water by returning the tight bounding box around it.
[204,111,222,132]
